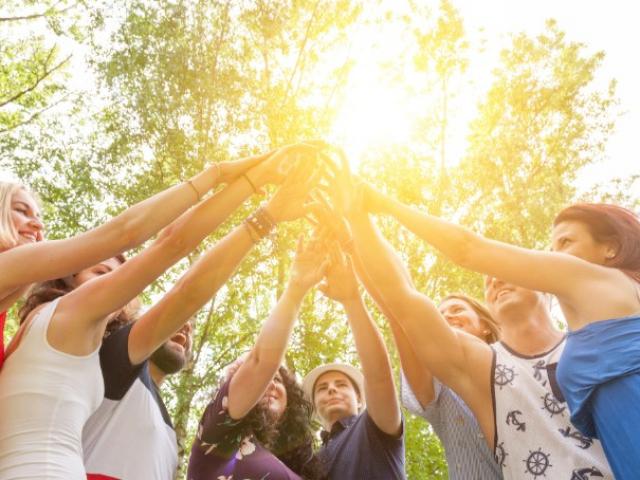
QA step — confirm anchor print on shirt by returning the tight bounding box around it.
[559,426,594,450]
[506,410,526,432]
[570,466,604,480]
[532,359,548,387]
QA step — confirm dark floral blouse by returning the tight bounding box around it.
[187,379,303,480]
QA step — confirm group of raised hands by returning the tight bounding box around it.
[245,139,387,304]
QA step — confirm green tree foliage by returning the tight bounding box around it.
[0,1,88,133]
[0,3,623,479]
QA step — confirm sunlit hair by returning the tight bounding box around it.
[0,181,39,250]
[441,293,501,343]
[554,203,640,283]
[222,359,324,479]
[18,254,137,336]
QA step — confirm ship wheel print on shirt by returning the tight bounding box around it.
[540,392,566,418]
[495,442,508,468]
[494,363,516,389]
[523,448,552,478]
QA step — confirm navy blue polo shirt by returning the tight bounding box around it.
[318,410,406,479]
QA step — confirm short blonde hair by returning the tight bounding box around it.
[0,181,30,250]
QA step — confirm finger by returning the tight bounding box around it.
[296,235,304,255]
[329,244,341,265]
[304,214,319,226]
[318,282,329,296]
[319,259,330,276]
[317,152,340,177]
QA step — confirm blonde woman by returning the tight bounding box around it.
[0,148,322,479]
[0,143,316,366]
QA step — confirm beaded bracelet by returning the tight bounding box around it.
[245,206,276,240]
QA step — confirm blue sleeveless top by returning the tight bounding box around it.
[557,313,640,437]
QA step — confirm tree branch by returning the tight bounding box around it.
[278,0,321,110]
[0,1,76,22]
[0,50,71,108]
[0,92,71,134]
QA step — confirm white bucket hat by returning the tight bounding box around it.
[302,363,365,411]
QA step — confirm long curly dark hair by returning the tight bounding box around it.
[18,254,137,336]
[226,364,325,480]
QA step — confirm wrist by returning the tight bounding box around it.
[340,294,363,310]
[246,164,268,189]
[284,281,309,301]
[245,206,276,240]
[263,202,281,224]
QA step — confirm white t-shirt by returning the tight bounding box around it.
[83,323,178,480]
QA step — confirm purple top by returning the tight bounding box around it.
[187,379,302,480]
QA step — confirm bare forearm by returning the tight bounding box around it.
[60,176,255,328]
[386,198,476,267]
[389,320,435,408]
[0,166,221,294]
[342,295,401,434]
[349,213,416,308]
[129,223,256,363]
[351,250,434,406]
[342,297,394,386]
[227,283,307,418]
[252,284,306,366]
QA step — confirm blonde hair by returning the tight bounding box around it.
[0,181,31,250]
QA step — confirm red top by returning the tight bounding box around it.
[0,310,6,369]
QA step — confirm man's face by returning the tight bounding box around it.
[150,321,193,375]
[313,370,360,425]
[484,276,543,320]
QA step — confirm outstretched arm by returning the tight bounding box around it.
[0,146,304,299]
[311,188,435,408]
[349,250,435,408]
[319,245,401,435]
[227,236,328,420]
[50,146,321,353]
[371,186,618,306]
[347,212,491,409]
[127,167,316,364]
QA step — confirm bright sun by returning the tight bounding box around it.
[328,77,417,169]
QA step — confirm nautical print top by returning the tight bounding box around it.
[401,373,502,480]
[491,337,612,480]
[83,323,178,480]
[187,379,302,480]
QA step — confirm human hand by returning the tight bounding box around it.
[216,150,276,186]
[308,191,353,252]
[263,157,323,224]
[246,140,327,187]
[318,244,360,304]
[288,234,329,294]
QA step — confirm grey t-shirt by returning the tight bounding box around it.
[401,372,502,480]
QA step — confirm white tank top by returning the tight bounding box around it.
[492,338,612,479]
[0,298,104,479]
